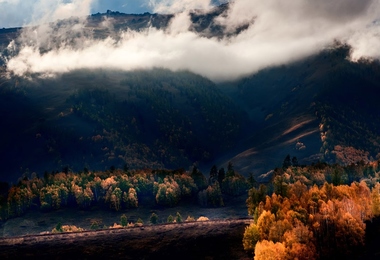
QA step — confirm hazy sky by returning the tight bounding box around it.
[3,0,380,82]
[0,0,146,28]
[0,0,225,28]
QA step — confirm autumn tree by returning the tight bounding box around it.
[257,210,275,240]
[154,177,181,207]
[242,223,260,252]
[254,240,286,260]
[123,188,138,208]
[371,183,380,216]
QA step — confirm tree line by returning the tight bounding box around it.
[0,162,248,221]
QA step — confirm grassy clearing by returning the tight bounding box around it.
[0,194,248,237]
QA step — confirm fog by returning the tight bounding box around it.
[2,0,380,82]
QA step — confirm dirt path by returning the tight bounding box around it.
[0,219,253,260]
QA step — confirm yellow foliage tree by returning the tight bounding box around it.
[243,223,260,252]
[254,240,286,260]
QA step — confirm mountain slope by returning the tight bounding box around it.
[1,9,380,183]
[214,45,380,178]
[0,69,246,182]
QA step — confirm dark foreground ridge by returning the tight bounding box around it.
[0,218,252,260]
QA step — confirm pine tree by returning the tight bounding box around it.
[167,215,174,223]
[176,212,182,223]
[282,155,292,169]
[209,165,218,185]
[218,168,225,184]
[226,162,235,177]
[120,214,128,227]
[150,213,159,224]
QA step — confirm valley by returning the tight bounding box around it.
[1,3,380,259]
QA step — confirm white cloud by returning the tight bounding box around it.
[149,0,213,13]
[4,0,380,82]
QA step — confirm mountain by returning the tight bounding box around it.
[1,8,380,183]
[0,4,231,52]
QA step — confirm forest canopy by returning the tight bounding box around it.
[244,159,380,259]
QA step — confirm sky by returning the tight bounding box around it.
[2,0,380,82]
[0,0,146,28]
[0,0,225,28]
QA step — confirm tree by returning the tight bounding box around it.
[176,212,182,223]
[150,213,159,224]
[248,172,256,188]
[205,182,224,207]
[123,188,138,208]
[55,222,63,233]
[273,176,288,198]
[209,165,218,185]
[246,185,267,216]
[167,214,174,223]
[109,187,122,211]
[257,210,275,240]
[371,183,380,216]
[282,155,292,169]
[218,168,225,184]
[292,156,299,167]
[243,223,260,252]
[155,178,181,207]
[136,218,144,226]
[227,161,235,177]
[268,219,292,243]
[123,163,129,173]
[90,221,100,230]
[254,240,286,260]
[222,172,248,196]
[191,166,208,190]
[120,214,128,227]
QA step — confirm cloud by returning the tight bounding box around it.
[149,0,213,13]
[347,21,380,61]
[0,0,35,28]
[4,0,380,82]
[0,0,94,28]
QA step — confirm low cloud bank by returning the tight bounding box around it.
[3,0,380,82]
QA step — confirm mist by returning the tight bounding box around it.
[3,0,380,82]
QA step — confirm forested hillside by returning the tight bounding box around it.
[1,10,380,187]
[220,45,380,176]
[0,69,246,183]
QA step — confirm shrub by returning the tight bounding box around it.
[197,216,209,222]
[186,215,195,222]
[90,221,100,230]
